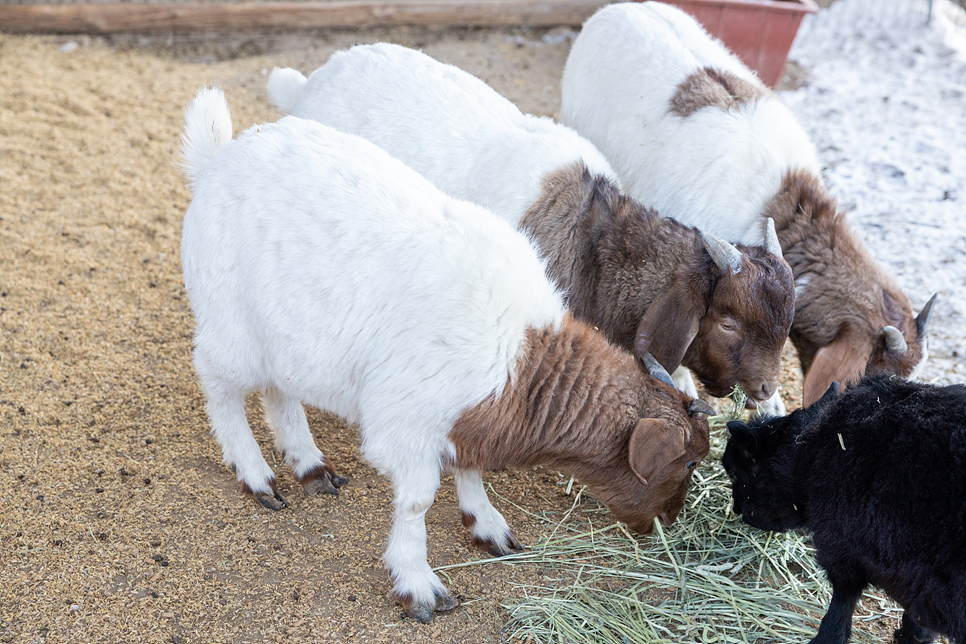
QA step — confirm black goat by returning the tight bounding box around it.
[723,376,966,644]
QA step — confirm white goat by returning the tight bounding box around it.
[265,43,796,410]
[560,1,821,247]
[560,2,936,406]
[267,46,619,225]
[180,87,711,624]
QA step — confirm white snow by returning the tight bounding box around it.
[781,0,966,384]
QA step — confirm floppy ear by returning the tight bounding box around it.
[802,325,871,406]
[634,284,703,374]
[628,418,686,486]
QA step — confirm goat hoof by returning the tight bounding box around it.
[488,530,525,557]
[302,477,338,496]
[332,474,349,488]
[299,466,345,496]
[435,590,460,612]
[894,626,936,644]
[254,490,288,511]
[405,602,434,624]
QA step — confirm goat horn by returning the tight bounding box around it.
[916,292,938,337]
[882,325,908,355]
[764,217,783,259]
[639,351,676,389]
[699,230,743,275]
[688,398,716,417]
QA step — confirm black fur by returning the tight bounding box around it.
[723,376,966,644]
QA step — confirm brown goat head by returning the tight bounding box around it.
[579,176,795,402]
[675,242,795,401]
[766,170,937,405]
[595,387,712,534]
[521,163,795,404]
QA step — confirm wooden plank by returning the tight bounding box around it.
[0,1,609,34]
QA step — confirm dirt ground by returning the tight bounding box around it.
[0,28,809,644]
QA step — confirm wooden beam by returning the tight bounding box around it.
[0,1,608,34]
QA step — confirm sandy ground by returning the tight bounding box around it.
[4,6,958,641]
[0,26,710,644]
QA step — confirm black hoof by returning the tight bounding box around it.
[300,466,347,496]
[435,591,460,613]
[302,476,338,496]
[332,474,349,488]
[489,531,525,557]
[406,602,434,624]
[254,490,288,511]
[894,625,936,644]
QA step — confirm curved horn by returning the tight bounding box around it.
[764,217,783,259]
[916,293,938,337]
[882,325,908,355]
[699,230,743,275]
[688,398,716,418]
[639,351,676,389]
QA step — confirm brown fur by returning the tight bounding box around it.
[449,314,711,534]
[519,162,794,401]
[764,169,926,404]
[670,67,769,118]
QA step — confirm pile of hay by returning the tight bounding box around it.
[444,393,897,644]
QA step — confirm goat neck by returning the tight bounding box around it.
[519,161,715,353]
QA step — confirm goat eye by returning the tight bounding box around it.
[720,320,737,332]
[687,461,697,470]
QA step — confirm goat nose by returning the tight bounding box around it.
[758,381,777,400]
[658,511,671,527]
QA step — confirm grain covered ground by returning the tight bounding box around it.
[0,28,810,644]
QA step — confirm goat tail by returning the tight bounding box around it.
[266,67,308,114]
[181,86,233,190]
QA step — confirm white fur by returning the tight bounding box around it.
[559,2,823,247]
[264,67,307,114]
[671,365,700,400]
[266,43,621,228]
[180,87,566,610]
[180,86,233,191]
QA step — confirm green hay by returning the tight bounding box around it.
[444,387,896,643]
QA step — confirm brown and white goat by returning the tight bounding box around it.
[182,88,713,625]
[265,42,796,406]
[559,1,936,405]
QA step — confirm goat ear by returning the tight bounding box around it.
[633,285,702,374]
[802,325,870,406]
[628,418,685,486]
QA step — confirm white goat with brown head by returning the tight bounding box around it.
[181,87,712,625]
[266,42,795,407]
[559,1,936,405]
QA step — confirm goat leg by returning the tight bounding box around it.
[809,586,861,644]
[894,612,936,644]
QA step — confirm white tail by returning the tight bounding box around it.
[180,87,233,189]
[266,67,308,113]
